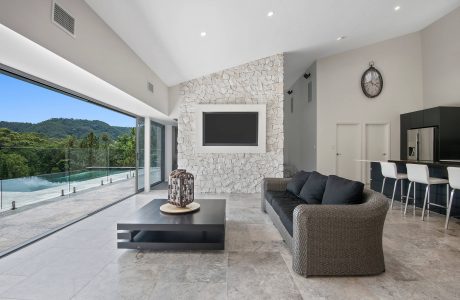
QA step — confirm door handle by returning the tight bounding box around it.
[336,153,342,156]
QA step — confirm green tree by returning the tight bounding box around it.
[110,128,136,167]
[65,135,77,148]
[0,152,29,178]
[100,133,111,169]
[80,131,99,166]
[101,133,110,149]
[0,124,136,180]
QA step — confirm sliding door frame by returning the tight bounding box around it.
[150,120,165,187]
[136,117,145,192]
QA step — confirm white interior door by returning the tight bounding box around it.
[336,124,361,181]
[365,123,390,185]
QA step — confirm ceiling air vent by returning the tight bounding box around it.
[52,2,75,37]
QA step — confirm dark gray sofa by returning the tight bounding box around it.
[262,176,389,277]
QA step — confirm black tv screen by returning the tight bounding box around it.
[203,112,258,146]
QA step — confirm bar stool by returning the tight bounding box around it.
[445,167,460,229]
[404,163,449,220]
[380,162,407,209]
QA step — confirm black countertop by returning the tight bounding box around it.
[388,159,460,167]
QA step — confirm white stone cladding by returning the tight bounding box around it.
[176,54,284,193]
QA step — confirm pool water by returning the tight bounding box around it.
[1,168,134,192]
[47,169,129,183]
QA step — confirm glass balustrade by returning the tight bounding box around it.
[0,147,136,211]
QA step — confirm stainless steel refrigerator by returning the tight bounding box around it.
[407,127,435,161]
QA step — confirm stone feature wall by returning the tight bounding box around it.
[176,54,284,193]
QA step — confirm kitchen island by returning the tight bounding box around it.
[370,160,460,218]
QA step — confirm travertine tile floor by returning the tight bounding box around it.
[0,189,459,299]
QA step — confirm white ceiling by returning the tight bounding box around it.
[86,0,460,88]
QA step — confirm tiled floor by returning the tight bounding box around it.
[0,189,459,299]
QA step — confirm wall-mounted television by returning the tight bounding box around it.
[196,104,266,153]
[203,112,258,146]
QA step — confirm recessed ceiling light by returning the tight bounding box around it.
[337,36,346,41]
[394,6,401,11]
[200,31,207,37]
[267,11,274,17]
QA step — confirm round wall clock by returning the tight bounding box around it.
[361,62,383,98]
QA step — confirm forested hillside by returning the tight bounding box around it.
[0,118,132,139]
[0,125,136,179]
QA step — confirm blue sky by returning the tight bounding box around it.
[0,73,135,127]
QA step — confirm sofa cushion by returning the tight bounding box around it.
[322,175,364,205]
[265,191,294,205]
[286,171,311,196]
[298,171,328,204]
[271,197,304,236]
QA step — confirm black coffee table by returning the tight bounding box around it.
[117,199,226,250]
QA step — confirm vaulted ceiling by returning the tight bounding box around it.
[86,0,460,88]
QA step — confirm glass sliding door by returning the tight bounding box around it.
[0,67,137,256]
[172,126,178,170]
[136,117,145,192]
[150,121,165,186]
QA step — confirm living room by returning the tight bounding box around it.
[1,0,460,299]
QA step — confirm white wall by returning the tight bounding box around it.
[421,7,460,108]
[284,62,317,175]
[168,85,182,119]
[0,0,169,114]
[316,33,424,176]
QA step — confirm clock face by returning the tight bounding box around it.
[361,67,383,98]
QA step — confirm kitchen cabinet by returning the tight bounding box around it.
[400,106,460,161]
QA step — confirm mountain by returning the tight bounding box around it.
[0,118,133,139]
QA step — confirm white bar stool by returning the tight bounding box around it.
[380,162,407,209]
[445,167,460,229]
[404,163,449,220]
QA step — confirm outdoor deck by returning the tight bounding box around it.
[0,178,135,255]
[0,170,135,211]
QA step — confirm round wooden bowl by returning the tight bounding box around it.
[160,202,200,214]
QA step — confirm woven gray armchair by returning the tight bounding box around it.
[262,178,389,277]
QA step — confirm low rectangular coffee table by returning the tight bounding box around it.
[117,199,226,250]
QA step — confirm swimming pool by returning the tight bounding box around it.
[1,168,135,192]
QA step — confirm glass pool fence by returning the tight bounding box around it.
[0,147,136,211]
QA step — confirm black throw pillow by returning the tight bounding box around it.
[286,171,311,196]
[298,171,328,204]
[322,175,364,205]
